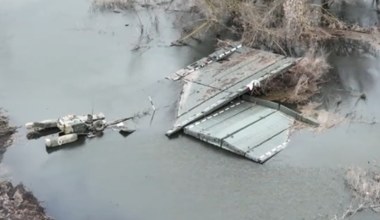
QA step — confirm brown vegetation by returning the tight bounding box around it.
[297,102,346,131]
[175,0,380,55]
[0,112,50,220]
[261,49,331,104]
[333,167,380,219]
[174,0,342,53]
[0,181,52,220]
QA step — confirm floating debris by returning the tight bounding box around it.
[166,43,242,80]
[112,121,136,135]
[26,113,135,148]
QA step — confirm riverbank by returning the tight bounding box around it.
[1,0,379,219]
[0,181,52,220]
[0,112,16,154]
[0,112,51,220]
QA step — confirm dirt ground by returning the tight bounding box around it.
[0,112,52,220]
[0,181,52,220]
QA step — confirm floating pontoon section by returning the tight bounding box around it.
[166,45,298,136]
[166,44,316,163]
[184,96,317,163]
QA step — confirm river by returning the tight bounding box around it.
[0,0,380,219]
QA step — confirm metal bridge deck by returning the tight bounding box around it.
[184,99,293,163]
[166,44,317,163]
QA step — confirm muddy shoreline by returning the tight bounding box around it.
[0,112,51,220]
[0,0,379,219]
[0,112,16,154]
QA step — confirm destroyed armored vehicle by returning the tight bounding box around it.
[26,113,107,148]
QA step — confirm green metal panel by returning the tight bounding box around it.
[185,101,253,134]
[183,101,294,163]
[222,111,292,153]
[245,130,290,163]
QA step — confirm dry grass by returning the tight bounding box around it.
[346,167,380,204]
[297,102,345,131]
[238,0,286,51]
[288,49,331,101]
[173,0,236,43]
[335,167,380,219]
[261,49,331,104]
[177,0,349,54]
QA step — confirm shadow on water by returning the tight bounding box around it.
[329,54,378,94]
[26,128,61,140]
[330,0,380,27]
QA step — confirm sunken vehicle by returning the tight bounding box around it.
[25,113,135,148]
[25,113,107,148]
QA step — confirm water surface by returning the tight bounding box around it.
[1,0,380,219]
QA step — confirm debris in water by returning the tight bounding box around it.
[148,96,156,112]
[25,113,136,148]
[297,102,345,132]
[112,121,136,135]
[336,167,380,219]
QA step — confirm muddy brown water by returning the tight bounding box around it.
[1,0,380,219]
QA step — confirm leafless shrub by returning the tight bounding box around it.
[289,49,331,101]
[261,49,331,104]
[346,167,380,205]
[297,102,345,131]
[173,0,244,44]
[334,167,380,219]
[239,0,287,51]
[178,0,361,54]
